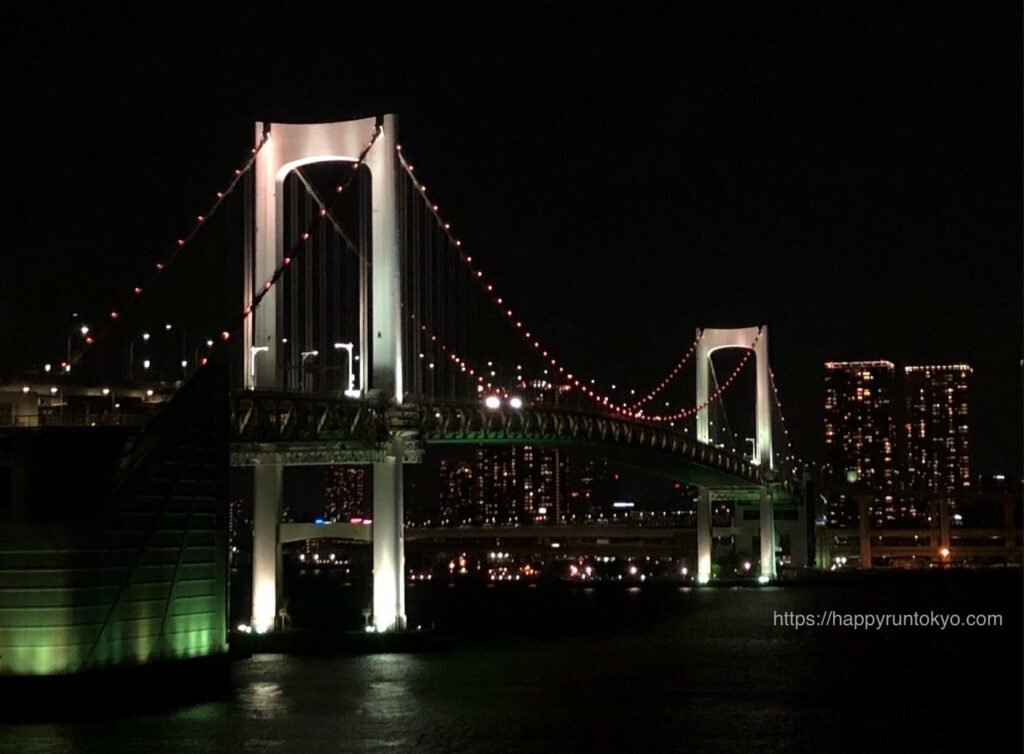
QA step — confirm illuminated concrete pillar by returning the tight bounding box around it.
[373,436,406,631]
[697,487,712,583]
[695,326,772,468]
[759,486,776,580]
[368,115,403,404]
[252,464,283,633]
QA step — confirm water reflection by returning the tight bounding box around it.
[353,655,425,751]
[241,681,286,719]
[0,579,1018,753]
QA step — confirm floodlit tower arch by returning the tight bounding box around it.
[695,325,772,468]
[694,325,776,581]
[247,116,406,633]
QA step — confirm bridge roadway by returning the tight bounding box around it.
[0,387,793,493]
[229,390,798,496]
[280,522,721,557]
[283,522,1021,562]
[281,522,705,545]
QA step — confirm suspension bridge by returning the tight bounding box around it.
[1,115,811,676]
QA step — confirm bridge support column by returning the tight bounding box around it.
[372,436,406,632]
[759,486,776,581]
[252,464,283,633]
[697,488,712,584]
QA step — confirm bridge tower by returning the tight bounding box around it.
[246,116,407,633]
[694,325,777,581]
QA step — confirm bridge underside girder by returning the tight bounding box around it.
[279,522,372,544]
[230,441,423,466]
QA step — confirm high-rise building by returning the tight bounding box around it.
[823,361,897,526]
[823,361,897,489]
[475,447,514,525]
[524,446,568,524]
[438,458,477,526]
[323,466,369,522]
[228,498,251,565]
[468,446,570,526]
[904,364,972,495]
[573,459,619,520]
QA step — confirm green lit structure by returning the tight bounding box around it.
[0,369,229,678]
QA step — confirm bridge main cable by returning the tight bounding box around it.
[769,368,803,467]
[61,133,271,370]
[642,332,761,423]
[627,330,703,412]
[395,145,647,417]
[395,145,755,424]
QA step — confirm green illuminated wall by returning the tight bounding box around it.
[0,369,229,676]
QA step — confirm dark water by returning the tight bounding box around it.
[3,572,1021,753]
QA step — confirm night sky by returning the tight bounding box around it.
[1,2,1020,474]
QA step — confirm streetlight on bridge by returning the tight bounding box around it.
[128,332,151,380]
[249,346,269,389]
[333,342,360,398]
[66,315,90,364]
[300,350,319,392]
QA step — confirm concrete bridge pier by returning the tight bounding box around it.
[759,486,777,581]
[252,464,283,633]
[372,436,406,631]
[696,487,712,583]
